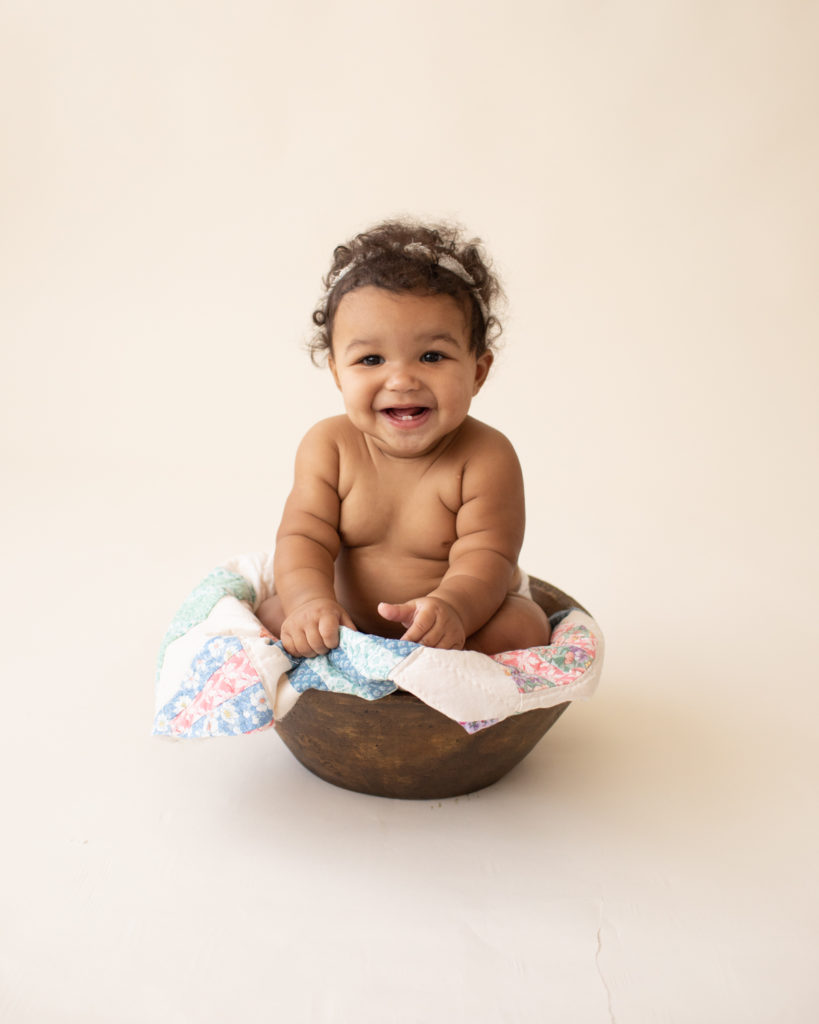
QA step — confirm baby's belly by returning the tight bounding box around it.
[335,546,449,638]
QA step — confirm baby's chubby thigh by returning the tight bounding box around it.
[256,594,285,637]
[464,594,552,656]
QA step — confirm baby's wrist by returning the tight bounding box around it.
[288,595,340,616]
[278,582,337,615]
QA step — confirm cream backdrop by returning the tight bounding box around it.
[2,2,817,1022]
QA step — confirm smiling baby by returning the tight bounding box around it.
[257,220,551,658]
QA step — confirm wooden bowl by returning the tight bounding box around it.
[274,577,585,799]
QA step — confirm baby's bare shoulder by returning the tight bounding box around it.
[301,415,350,444]
[457,417,519,463]
[300,416,371,497]
[298,416,361,457]
[294,417,351,484]
[455,418,522,491]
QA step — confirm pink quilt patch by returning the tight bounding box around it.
[170,648,263,734]
[491,621,597,693]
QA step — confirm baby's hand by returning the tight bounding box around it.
[280,599,357,659]
[378,597,466,650]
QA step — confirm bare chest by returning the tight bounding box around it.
[338,460,463,557]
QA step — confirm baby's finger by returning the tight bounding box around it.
[281,627,307,659]
[413,628,442,648]
[378,601,416,628]
[440,628,465,650]
[339,610,358,632]
[304,623,330,658]
[415,614,465,651]
[401,606,437,644]
[421,619,453,649]
[318,612,341,651]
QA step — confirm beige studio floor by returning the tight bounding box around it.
[2,2,818,1022]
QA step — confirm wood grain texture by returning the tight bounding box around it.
[275,576,584,799]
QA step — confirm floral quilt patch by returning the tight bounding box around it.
[491,621,597,693]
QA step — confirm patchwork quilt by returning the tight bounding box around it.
[154,552,604,738]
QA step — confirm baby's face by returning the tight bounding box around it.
[329,286,493,459]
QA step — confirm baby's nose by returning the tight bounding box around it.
[386,364,421,390]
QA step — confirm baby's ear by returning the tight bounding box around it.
[473,352,493,394]
[328,355,341,391]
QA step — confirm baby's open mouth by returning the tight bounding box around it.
[382,406,429,423]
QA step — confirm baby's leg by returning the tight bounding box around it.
[256,594,285,637]
[465,594,552,656]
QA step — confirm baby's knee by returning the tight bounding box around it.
[466,595,551,656]
[256,594,284,635]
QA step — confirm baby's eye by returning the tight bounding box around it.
[358,354,384,366]
[420,351,445,363]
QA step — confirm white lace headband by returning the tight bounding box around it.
[331,244,489,321]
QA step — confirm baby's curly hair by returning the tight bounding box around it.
[310,220,503,364]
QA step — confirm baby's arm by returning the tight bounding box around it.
[379,430,524,648]
[271,422,356,657]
